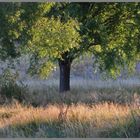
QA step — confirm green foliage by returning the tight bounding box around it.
[0,3,140,78]
[0,69,27,103]
[28,17,81,60]
[0,3,23,59]
[47,3,140,78]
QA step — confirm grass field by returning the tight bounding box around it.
[0,78,140,137]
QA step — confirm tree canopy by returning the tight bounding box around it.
[0,2,140,91]
[52,3,140,76]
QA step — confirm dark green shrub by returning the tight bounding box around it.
[0,69,27,103]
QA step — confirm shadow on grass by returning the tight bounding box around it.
[100,111,140,138]
[0,120,65,138]
[0,112,140,138]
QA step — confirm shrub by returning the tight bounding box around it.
[0,69,27,104]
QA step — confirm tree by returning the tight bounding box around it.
[0,3,140,93]
[50,3,140,76]
[0,3,21,60]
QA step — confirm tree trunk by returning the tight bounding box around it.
[59,59,71,93]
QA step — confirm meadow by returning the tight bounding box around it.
[0,2,140,138]
[0,78,140,138]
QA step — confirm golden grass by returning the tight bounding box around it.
[0,78,140,137]
[0,101,140,137]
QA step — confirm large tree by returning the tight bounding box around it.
[0,3,140,93]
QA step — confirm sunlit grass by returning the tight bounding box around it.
[0,77,140,137]
[0,101,140,137]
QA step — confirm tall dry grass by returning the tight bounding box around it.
[0,101,140,137]
[0,78,140,137]
[19,78,140,106]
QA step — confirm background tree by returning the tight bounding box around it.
[0,3,21,60]
[0,3,140,93]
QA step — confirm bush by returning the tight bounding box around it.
[0,69,27,104]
